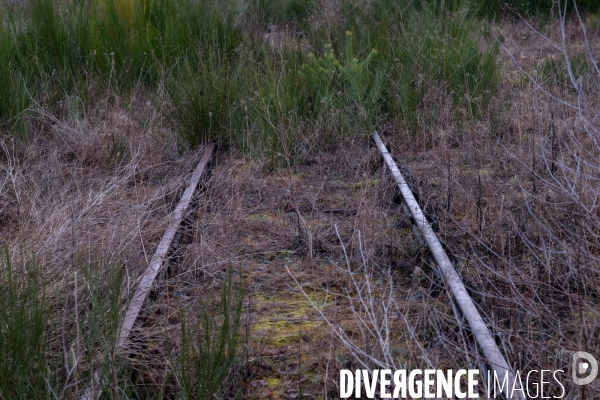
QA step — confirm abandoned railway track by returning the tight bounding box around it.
[79,137,528,399]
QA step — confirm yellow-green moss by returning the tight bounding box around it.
[251,291,328,347]
[350,179,379,190]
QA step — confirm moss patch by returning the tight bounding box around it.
[251,291,326,347]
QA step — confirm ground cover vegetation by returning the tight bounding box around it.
[1,0,600,398]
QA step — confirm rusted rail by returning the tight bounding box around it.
[374,132,524,400]
[82,143,215,400]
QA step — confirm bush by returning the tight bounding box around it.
[473,0,600,20]
[0,248,140,399]
[167,52,241,148]
[301,32,384,133]
[0,0,242,129]
[0,12,27,126]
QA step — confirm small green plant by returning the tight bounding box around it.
[168,52,241,148]
[244,32,384,165]
[302,31,384,130]
[175,269,244,400]
[75,265,128,398]
[242,48,308,165]
[0,14,27,127]
[248,0,313,24]
[0,0,243,137]
[0,248,132,399]
[537,55,588,87]
[472,0,600,20]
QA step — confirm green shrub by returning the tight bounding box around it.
[0,13,28,126]
[248,0,313,24]
[302,32,384,132]
[472,0,600,20]
[167,52,241,148]
[75,265,129,398]
[242,31,385,165]
[0,0,242,132]
[537,55,588,87]
[0,249,131,399]
[248,50,308,165]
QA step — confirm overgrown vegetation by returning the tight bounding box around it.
[2,0,600,397]
[0,248,243,399]
[0,0,499,158]
[175,271,243,400]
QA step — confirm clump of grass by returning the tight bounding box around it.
[248,51,309,165]
[248,0,313,24]
[175,269,244,400]
[0,0,242,132]
[0,250,245,399]
[0,250,125,399]
[73,265,130,398]
[473,0,600,20]
[1,0,504,154]
[302,31,384,132]
[167,52,241,148]
[0,12,27,128]
[240,30,385,166]
[0,248,136,399]
[536,54,588,87]
[387,4,499,132]
[0,250,53,399]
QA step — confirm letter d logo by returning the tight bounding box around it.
[572,351,598,385]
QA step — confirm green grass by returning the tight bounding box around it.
[175,270,244,400]
[385,3,499,132]
[0,0,242,123]
[0,250,127,399]
[2,0,600,396]
[0,251,51,399]
[248,0,313,24]
[1,0,502,153]
[0,248,244,399]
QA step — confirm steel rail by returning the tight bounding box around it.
[81,143,215,400]
[374,132,524,400]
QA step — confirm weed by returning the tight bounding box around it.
[249,0,313,24]
[0,13,27,127]
[302,32,384,131]
[537,54,588,87]
[0,248,135,399]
